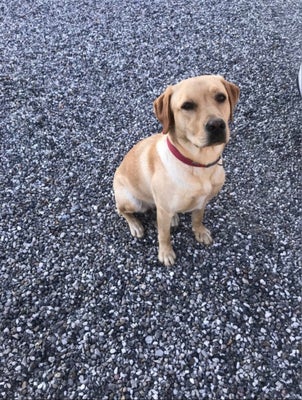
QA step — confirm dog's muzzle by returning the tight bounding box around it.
[206,118,226,145]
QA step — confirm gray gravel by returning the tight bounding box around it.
[1,0,301,399]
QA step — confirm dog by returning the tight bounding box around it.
[113,75,240,266]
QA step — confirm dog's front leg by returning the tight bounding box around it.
[157,206,176,266]
[192,208,213,245]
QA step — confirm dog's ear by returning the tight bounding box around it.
[222,79,240,121]
[153,86,174,134]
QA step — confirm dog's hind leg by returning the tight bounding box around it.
[116,203,145,238]
[171,214,179,228]
[114,181,146,238]
[119,209,145,238]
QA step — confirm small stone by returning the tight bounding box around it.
[145,336,153,344]
[155,349,164,357]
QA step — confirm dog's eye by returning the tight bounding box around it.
[181,101,196,110]
[215,93,227,103]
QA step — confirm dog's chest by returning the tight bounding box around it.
[157,139,224,212]
[183,193,207,212]
[172,173,213,212]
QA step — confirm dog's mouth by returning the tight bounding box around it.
[193,134,227,149]
[193,137,226,149]
[206,135,227,146]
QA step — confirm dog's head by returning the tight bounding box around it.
[153,75,240,148]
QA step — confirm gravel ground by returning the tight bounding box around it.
[0,1,301,399]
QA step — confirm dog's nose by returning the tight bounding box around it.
[206,118,226,145]
[206,118,226,134]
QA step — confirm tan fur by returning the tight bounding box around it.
[113,75,240,266]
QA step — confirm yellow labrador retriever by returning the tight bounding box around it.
[113,75,239,266]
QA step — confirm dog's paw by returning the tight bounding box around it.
[171,214,179,228]
[129,220,144,238]
[193,225,213,245]
[158,246,176,266]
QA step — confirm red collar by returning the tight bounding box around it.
[166,137,222,168]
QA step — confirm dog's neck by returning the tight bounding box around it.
[166,135,224,168]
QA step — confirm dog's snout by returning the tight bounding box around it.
[206,118,226,133]
[206,118,226,145]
